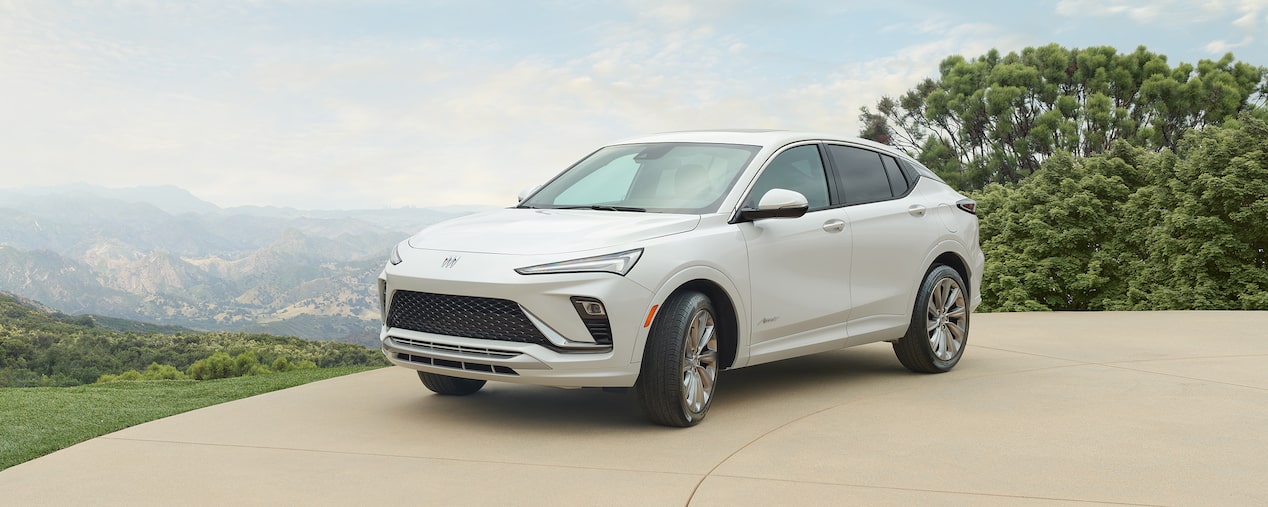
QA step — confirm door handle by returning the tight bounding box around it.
[822,219,846,233]
[908,205,927,217]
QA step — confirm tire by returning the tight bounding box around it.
[893,264,969,373]
[636,291,720,427]
[418,371,486,396]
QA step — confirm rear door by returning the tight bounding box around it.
[824,144,935,331]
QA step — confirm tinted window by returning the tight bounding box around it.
[744,145,830,209]
[880,155,909,196]
[826,145,893,205]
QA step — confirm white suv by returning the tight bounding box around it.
[379,130,983,426]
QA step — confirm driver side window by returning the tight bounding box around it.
[744,145,830,209]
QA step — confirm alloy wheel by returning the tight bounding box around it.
[681,308,718,414]
[926,277,967,361]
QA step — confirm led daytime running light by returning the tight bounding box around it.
[515,248,643,276]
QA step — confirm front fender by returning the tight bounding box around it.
[627,265,750,370]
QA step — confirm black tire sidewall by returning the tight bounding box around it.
[637,291,716,427]
[418,371,486,395]
[899,264,969,372]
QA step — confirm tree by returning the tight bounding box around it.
[971,112,1268,311]
[1121,113,1268,309]
[973,143,1146,311]
[861,44,1267,190]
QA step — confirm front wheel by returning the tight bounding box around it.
[418,371,486,395]
[636,291,719,427]
[893,264,969,373]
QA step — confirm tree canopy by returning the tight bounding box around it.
[860,44,1267,190]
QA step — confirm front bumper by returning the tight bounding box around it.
[380,248,655,388]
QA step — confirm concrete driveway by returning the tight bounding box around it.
[2,312,1266,506]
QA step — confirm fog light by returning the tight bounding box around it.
[570,297,613,345]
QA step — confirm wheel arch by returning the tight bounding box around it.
[636,271,743,371]
[899,244,973,328]
[670,279,739,370]
[930,250,971,298]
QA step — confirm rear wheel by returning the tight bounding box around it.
[418,371,486,395]
[893,264,969,373]
[637,291,719,427]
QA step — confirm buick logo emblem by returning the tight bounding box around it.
[440,256,460,268]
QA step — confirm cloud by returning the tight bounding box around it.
[1053,0,1240,23]
[780,22,1025,138]
[1054,0,1163,22]
[1056,0,1267,55]
[0,1,1015,209]
[1204,36,1254,53]
[12,1,1242,210]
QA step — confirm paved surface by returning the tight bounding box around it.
[2,312,1267,506]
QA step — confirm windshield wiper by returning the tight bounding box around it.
[554,205,647,212]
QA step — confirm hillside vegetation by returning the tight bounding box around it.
[0,292,387,387]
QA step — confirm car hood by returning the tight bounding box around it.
[406,208,701,255]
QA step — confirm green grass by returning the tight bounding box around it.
[0,366,382,471]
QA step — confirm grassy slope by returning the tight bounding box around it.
[0,366,381,471]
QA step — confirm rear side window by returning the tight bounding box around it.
[880,155,909,196]
[825,145,893,205]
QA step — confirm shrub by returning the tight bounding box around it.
[187,352,237,380]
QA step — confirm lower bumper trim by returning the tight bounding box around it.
[395,352,519,376]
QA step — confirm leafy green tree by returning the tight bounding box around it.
[972,112,1268,311]
[1121,113,1268,308]
[234,351,269,376]
[862,44,1267,190]
[973,142,1146,310]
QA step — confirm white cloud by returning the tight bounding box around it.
[1056,0,1266,55]
[1204,36,1253,53]
[1056,0,1220,23]
[780,24,1026,138]
[4,1,1260,209]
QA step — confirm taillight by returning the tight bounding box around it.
[956,199,977,214]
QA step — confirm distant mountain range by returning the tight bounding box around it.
[0,184,492,347]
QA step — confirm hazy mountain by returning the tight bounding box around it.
[0,183,221,215]
[0,185,493,345]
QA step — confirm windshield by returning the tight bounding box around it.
[520,142,761,214]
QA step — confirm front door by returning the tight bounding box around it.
[739,144,852,362]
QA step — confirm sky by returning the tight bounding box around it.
[1,0,1265,210]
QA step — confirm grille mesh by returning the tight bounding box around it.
[387,290,550,346]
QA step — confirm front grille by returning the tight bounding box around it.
[387,291,550,346]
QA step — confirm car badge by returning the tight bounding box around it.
[440,256,460,268]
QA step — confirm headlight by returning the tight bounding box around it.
[389,243,404,265]
[514,248,643,276]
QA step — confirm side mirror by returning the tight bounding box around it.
[517,185,541,203]
[736,188,810,222]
